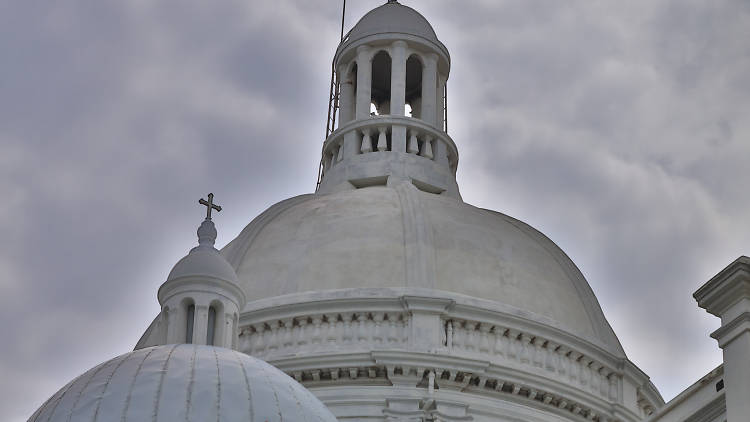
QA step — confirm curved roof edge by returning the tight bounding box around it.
[481,207,626,356]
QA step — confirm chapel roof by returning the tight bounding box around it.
[29,344,338,422]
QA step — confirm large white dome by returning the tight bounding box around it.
[222,184,624,356]
[29,344,338,422]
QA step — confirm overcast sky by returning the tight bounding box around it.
[1,1,749,420]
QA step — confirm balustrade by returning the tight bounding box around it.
[442,317,619,401]
[321,115,458,175]
[240,311,410,358]
[238,304,627,413]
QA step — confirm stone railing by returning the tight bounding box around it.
[442,317,619,402]
[238,308,618,403]
[236,292,659,421]
[321,115,458,175]
[238,311,410,359]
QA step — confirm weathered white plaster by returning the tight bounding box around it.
[29,345,338,422]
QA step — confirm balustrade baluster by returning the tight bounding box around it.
[478,323,491,353]
[325,314,339,347]
[252,324,265,356]
[342,313,353,344]
[377,127,388,151]
[281,319,294,350]
[421,135,434,159]
[297,317,308,348]
[360,128,373,153]
[407,129,419,154]
[465,322,477,351]
[385,314,397,344]
[608,374,618,401]
[506,329,520,361]
[493,327,507,357]
[545,341,559,372]
[579,356,592,387]
[532,337,545,367]
[599,368,611,398]
[453,320,464,351]
[373,313,384,345]
[239,328,251,353]
[519,334,533,364]
[311,315,323,347]
[267,321,280,352]
[557,346,569,376]
[590,362,602,393]
[568,351,582,383]
[356,313,368,345]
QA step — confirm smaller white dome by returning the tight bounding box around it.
[167,219,238,284]
[167,247,239,284]
[345,1,439,45]
[29,344,338,422]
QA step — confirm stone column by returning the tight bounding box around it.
[390,41,407,116]
[421,53,438,127]
[193,304,209,345]
[695,256,750,422]
[338,64,355,124]
[390,41,408,152]
[355,46,372,119]
[164,304,183,344]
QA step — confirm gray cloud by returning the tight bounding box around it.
[1,1,748,420]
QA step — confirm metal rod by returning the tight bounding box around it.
[340,0,346,41]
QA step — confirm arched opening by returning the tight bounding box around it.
[185,303,195,344]
[206,306,217,345]
[406,54,423,119]
[370,51,391,115]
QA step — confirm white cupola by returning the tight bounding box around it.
[153,193,245,349]
[318,0,459,198]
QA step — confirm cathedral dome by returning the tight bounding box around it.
[29,344,338,422]
[222,184,624,356]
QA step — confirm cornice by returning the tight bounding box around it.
[710,311,750,347]
[694,256,750,317]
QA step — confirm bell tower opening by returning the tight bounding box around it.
[371,50,392,115]
[405,54,423,119]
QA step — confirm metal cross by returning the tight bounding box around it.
[198,193,222,220]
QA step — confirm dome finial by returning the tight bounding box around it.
[196,193,221,247]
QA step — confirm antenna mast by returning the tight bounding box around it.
[318,0,347,191]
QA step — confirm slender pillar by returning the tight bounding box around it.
[390,41,407,116]
[421,53,438,126]
[390,41,408,152]
[165,305,182,344]
[192,304,209,345]
[355,46,372,119]
[338,65,355,124]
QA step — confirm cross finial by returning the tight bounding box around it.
[198,193,222,220]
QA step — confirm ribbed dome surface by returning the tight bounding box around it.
[29,344,338,422]
[344,1,439,45]
[222,184,624,355]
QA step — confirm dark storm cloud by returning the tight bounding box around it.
[1,1,748,420]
